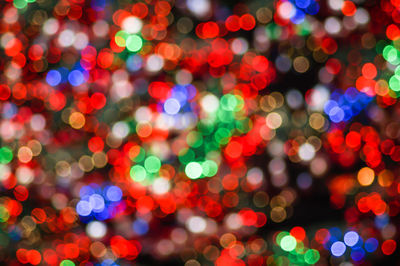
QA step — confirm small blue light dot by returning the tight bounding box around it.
[331,241,346,257]
[329,106,345,123]
[351,248,365,262]
[344,231,359,247]
[68,70,84,86]
[46,70,62,86]
[106,186,123,202]
[76,200,92,216]
[324,100,338,114]
[365,238,379,253]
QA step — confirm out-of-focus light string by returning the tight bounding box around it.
[0,0,399,265]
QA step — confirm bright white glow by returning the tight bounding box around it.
[58,29,75,47]
[152,177,170,195]
[146,55,164,72]
[266,112,282,129]
[298,143,316,161]
[110,80,134,101]
[309,85,330,111]
[328,0,343,11]
[186,216,206,233]
[92,20,109,37]
[225,213,242,230]
[73,32,89,50]
[246,167,263,186]
[164,98,181,115]
[231,38,249,55]
[30,114,46,131]
[135,107,153,122]
[355,8,369,25]
[155,113,175,130]
[278,2,295,20]
[16,166,34,185]
[324,17,341,35]
[201,94,219,113]
[112,121,130,139]
[86,221,107,239]
[43,18,59,35]
[187,0,210,17]
[122,16,143,34]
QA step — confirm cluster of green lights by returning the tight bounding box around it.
[275,231,320,265]
[382,45,400,65]
[198,94,250,145]
[130,155,161,183]
[381,44,400,92]
[216,95,248,127]
[178,93,251,180]
[184,160,218,179]
[115,31,143,52]
[0,147,13,164]
[13,0,35,9]
[128,92,248,183]
[220,94,244,112]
